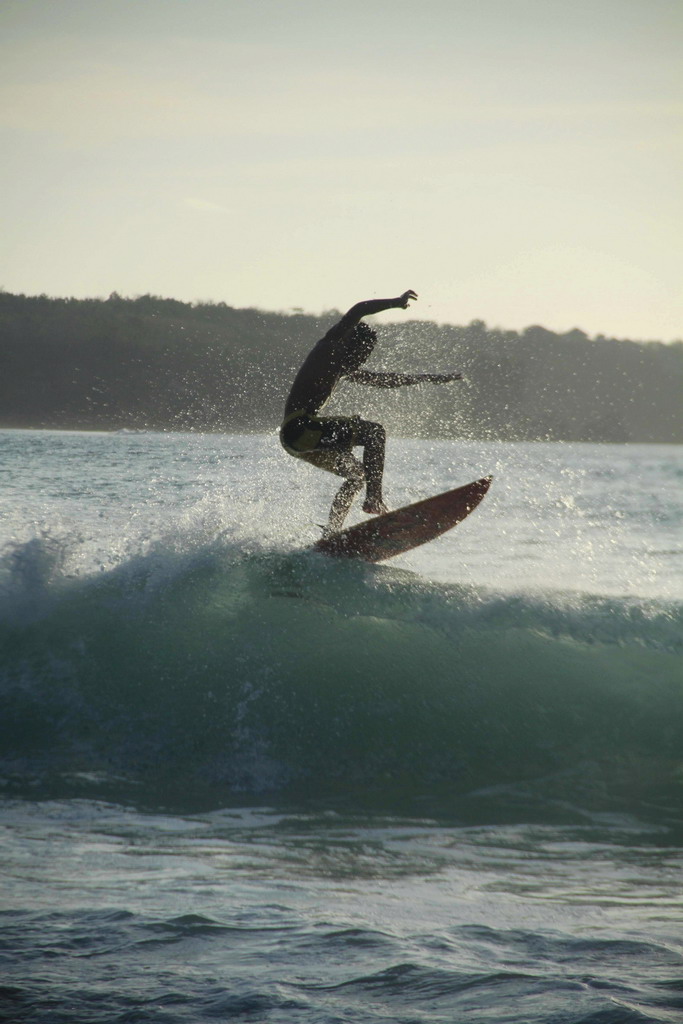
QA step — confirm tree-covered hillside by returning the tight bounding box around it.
[1,291,681,442]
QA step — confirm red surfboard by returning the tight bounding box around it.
[314,476,492,562]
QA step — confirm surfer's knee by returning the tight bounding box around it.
[360,421,386,449]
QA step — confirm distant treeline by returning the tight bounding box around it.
[1,291,681,442]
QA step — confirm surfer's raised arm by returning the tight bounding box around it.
[346,371,463,389]
[346,290,418,319]
[325,290,418,342]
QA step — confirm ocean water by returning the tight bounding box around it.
[1,428,682,1023]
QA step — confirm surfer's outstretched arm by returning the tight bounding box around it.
[324,290,418,343]
[346,371,463,388]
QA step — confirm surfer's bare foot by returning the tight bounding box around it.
[362,498,389,516]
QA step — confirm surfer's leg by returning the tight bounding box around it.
[300,449,365,534]
[314,415,388,519]
[290,416,387,528]
[353,420,388,515]
[327,452,366,533]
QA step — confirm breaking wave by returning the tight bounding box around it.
[1,531,681,821]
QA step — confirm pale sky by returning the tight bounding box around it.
[1,0,681,339]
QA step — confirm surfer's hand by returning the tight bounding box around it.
[396,290,418,309]
[426,372,463,384]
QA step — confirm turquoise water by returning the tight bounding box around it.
[1,430,682,1022]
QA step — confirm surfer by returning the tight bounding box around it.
[280,290,463,536]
